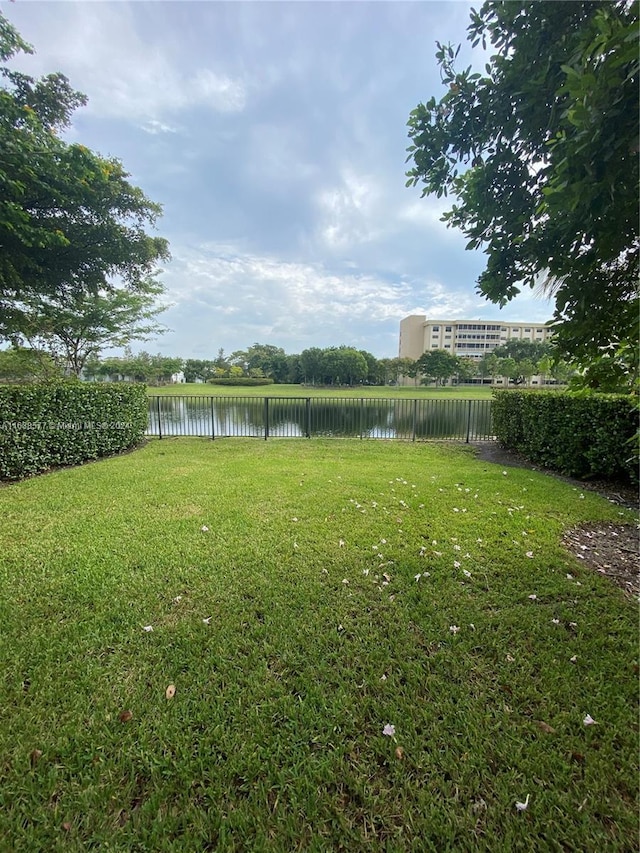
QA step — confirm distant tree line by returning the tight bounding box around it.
[0,339,572,388]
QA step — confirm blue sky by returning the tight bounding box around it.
[6,1,553,360]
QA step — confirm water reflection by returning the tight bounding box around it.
[147,396,493,441]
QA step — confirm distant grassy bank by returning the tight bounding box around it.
[148,383,495,399]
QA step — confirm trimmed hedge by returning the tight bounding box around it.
[207,378,274,387]
[0,382,148,481]
[492,389,638,484]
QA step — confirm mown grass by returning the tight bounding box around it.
[149,383,495,400]
[0,439,636,851]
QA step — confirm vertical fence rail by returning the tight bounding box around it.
[146,395,494,442]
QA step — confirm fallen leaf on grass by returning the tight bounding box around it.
[119,710,133,723]
[62,822,72,832]
[30,749,43,767]
[534,721,556,734]
[395,747,404,760]
[165,684,176,700]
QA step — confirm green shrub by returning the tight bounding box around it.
[207,377,274,387]
[0,382,148,480]
[492,389,638,484]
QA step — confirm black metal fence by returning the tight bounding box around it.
[147,396,494,442]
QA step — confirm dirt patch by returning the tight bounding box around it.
[562,523,639,600]
[471,442,639,600]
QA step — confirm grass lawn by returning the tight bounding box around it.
[0,439,636,851]
[149,383,496,400]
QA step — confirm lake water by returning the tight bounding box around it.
[147,396,494,441]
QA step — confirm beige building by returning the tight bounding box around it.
[399,315,554,384]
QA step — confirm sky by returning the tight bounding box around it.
[5,0,554,360]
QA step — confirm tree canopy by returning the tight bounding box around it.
[406,1,639,387]
[0,13,169,344]
[12,276,168,376]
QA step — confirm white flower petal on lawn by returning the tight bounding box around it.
[339,539,345,548]
[506,654,515,662]
[463,569,472,578]
[526,551,534,558]
[583,714,597,725]
[570,655,578,663]
[415,573,422,581]
[142,625,154,632]
[200,525,209,532]
[342,578,349,585]
[528,594,537,600]
[454,561,461,569]
[552,618,560,624]
[449,625,460,634]
[515,794,530,812]
[382,723,396,737]
[202,617,212,625]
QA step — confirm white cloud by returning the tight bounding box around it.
[140,120,179,136]
[6,4,246,123]
[316,168,383,250]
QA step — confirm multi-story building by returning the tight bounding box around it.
[399,315,554,384]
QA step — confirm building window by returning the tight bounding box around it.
[524,328,531,332]
[444,344,451,348]
[445,326,452,332]
[432,325,440,332]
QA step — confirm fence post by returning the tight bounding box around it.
[156,396,162,440]
[465,399,472,443]
[412,399,417,442]
[210,396,215,441]
[264,397,269,441]
[360,398,364,440]
[306,398,311,438]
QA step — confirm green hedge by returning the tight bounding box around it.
[0,382,148,480]
[492,389,638,484]
[207,378,274,387]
